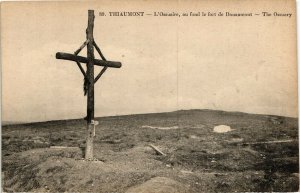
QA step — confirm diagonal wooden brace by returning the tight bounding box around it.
[93,41,108,83]
[75,40,89,55]
[74,40,89,79]
[94,67,107,83]
[74,61,87,78]
[93,41,107,60]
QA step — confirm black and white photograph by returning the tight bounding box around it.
[1,0,298,192]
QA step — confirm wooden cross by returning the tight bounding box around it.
[56,10,122,160]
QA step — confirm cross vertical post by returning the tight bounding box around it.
[85,10,95,160]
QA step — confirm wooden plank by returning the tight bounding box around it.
[56,52,122,68]
[149,144,166,156]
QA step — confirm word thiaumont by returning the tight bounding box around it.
[108,12,144,16]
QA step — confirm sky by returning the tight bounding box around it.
[1,0,298,122]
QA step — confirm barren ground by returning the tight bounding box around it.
[2,109,299,192]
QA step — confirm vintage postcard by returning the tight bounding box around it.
[1,0,298,192]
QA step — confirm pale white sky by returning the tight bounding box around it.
[2,0,298,122]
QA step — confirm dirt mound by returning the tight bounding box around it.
[3,148,82,192]
[125,177,189,193]
[3,147,155,192]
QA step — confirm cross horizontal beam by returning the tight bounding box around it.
[56,52,122,68]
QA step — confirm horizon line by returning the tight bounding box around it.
[2,108,298,126]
